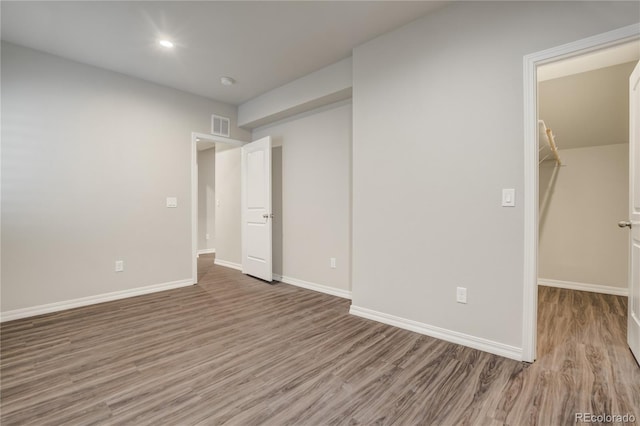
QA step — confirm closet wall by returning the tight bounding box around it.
[197,147,216,254]
[538,61,634,291]
[539,145,628,289]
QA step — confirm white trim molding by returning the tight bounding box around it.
[522,23,640,363]
[349,305,522,361]
[198,248,216,255]
[214,258,243,271]
[273,274,352,300]
[538,279,628,297]
[0,279,194,323]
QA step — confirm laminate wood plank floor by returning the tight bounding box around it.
[2,255,639,425]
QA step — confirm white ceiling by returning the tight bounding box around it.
[1,1,446,106]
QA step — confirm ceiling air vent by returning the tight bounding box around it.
[211,114,230,137]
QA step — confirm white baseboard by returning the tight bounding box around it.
[0,279,194,323]
[214,258,242,271]
[349,305,522,361]
[198,248,216,255]
[273,274,352,300]
[538,278,628,296]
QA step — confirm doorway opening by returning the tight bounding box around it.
[522,24,640,363]
[536,43,637,361]
[190,132,244,283]
[196,142,216,281]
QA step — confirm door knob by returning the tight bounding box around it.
[618,221,632,228]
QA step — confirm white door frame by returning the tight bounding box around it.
[191,131,244,284]
[522,23,640,363]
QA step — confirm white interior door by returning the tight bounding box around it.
[627,61,640,363]
[241,136,272,282]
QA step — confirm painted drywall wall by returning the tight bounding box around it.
[238,58,352,129]
[214,145,242,266]
[351,1,639,352]
[272,146,284,276]
[1,42,250,313]
[539,61,636,150]
[539,144,629,289]
[198,147,216,253]
[253,101,352,292]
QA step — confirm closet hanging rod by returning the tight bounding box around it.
[538,120,562,165]
[545,127,562,166]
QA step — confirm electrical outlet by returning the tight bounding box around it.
[330,258,336,269]
[115,260,124,272]
[206,233,210,240]
[456,287,467,304]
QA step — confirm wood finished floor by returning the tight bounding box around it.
[1,254,639,425]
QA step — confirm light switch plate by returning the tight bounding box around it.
[166,197,178,208]
[502,189,515,207]
[456,287,467,304]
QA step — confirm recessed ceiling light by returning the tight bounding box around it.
[159,40,174,48]
[220,76,236,86]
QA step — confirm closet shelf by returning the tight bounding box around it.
[538,120,561,165]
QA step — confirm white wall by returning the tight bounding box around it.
[214,145,242,266]
[272,146,284,276]
[1,42,250,314]
[539,144,629,289]
[238,58,352,129]
[538,61,635,149]
[253,101,352,293]
[350,1,639,355]
[197,148,216,253]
